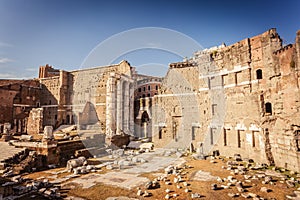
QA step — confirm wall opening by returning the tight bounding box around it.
[265,102,272,114]
[294,130,300,151]
[256,69,262,79]
[223,128,227,146]
[192,127,196,140]
[252,131,256,147]
[237,130,241,148]
[159,129,162,139]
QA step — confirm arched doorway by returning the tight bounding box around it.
[141,111,150,138]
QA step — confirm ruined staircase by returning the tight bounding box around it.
[0,142,27,170]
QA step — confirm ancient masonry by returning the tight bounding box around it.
[152,29,300,171]
[38,61,136,139]
[0,29,300,171]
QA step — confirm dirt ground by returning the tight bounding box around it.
[63,157,297,200]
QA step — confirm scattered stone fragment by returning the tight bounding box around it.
[185,188,190,193]
[234,154,242,161]
[236,181,244,193]
[217,177,223,182]
[260,186,271,193]
[137,189,143,196]
[228,193,239,198]
[211,183,217,190]
[191,193,201,198]
[221,184,230,189]
[287,180,296,188]
[244,175,251,180]
[165,194,170,199]
[173,194,178,197]
[165,189,171,193]
[183,182,189,187]
[241,193,251,198]
[174,177,179,183]
[247,192,257,198]
[290,170,296,175]
[143,190,151,197]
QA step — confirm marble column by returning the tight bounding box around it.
[116,78,122,135]
[123,81,130,133]
[106,74,116,137]
[129,83,135,135]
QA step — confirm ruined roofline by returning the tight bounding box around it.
[273,44,294,55]
[39,60,132,80]
[70,60,131,73]
[169,28,281,69]
[203,28,280,53]
[0,79,40,88]
[169,61,196,68]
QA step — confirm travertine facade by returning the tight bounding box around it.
[39,60,135,138]
[153,29,300,171]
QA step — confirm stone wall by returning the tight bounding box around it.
[39,60,136,139]
[26,108,43,135]
[153,29,300,171]
[0,80,41,134]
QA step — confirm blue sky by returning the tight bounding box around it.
[0,0,299,78]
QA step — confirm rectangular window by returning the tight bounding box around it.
[148,85,151,90]
[192,127,196,140]
[252,131,256,147]
[210,128,216,145]
[223,128,227,146]
[159,129,162,139]
[138,88,141,92]
[237,130,241,148]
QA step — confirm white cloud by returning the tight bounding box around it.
[0,58,13,64]
[0,73,16,78]
[0,42,13,47]
[26,68,36,72]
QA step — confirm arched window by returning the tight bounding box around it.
[265,102,272,114]
[256,69,262,79]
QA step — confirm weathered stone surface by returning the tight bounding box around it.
[152,29,300,172]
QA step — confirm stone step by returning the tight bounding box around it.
[0,142,26,163]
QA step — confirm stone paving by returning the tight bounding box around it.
[191,170,218,181]
[65,148,186,189]
[69,172,149,189]
[0,142,26,162]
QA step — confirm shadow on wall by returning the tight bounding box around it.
[78,101,99,130]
